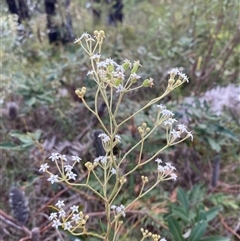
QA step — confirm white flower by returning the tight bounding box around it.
[177,123,188,133]
[94,156,104,163]
[168,68,189,82]
[52,219,62,229]
[74,37,81,44]
[105,58,117,66]
[158,165,165,172]
[168,68,179,75]
[116,65,125,72]
[55,200,65,209]
[47,174,59,184]
[39,163,49,172]
[49,153,60,162]
[80,32,91,40]
[90,53,101,60]
[93,156,108,165]
[115,135,121,143]
[170,129,181,139]
[49,212,57,220]
[98,133,110,143]
[116,84,124,93]
[64,221,72,231]
[71,213,81,223]
[116,204,126,217]
[97,61,108,68]
[170,173,177,181]
[157,104,166,110]
[70,205,79,213]
[72,155,82,162]
[164,118,178,126]
[100,156,107,164]
[161,109,174,117]
[165,162,176,171]
[87,70,94,76]
[160,238,167,241]
[112,204,126,217]
[113,71,125,80]
[58,209,66,218]
[60,154,68,162]
[111,168,116,175]
[98,69,106,77]
[64,164,73,172]
[66,171,77,180]
[155,158,162,164]
[178,72,189,82]
[130,73,141,79]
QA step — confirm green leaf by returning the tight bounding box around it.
[0,142,19,150]
[167,216,185,241]
[205,206,222,222]
[189,221,207,241]
[172,207,190,223]
[10,130,41,144]
[196,209,206,222]
[0,142,32,151]
[206,137,221,152]
[200,236,230,241]
[177,188,189,214]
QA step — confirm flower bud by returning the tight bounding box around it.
[168,78,175,85]
[75,89,81,98]
[107,64,114,72]
[175,79,182,86]
[122,60,131,70]
[131,60,141,74]
[94,30,99,37]
[115,78,122,86]
[75,87,87,98]
[99,30,105,37]
[142,78,154,88]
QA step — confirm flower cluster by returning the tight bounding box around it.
[49,200,89,232]
[74,31,154,97]
[168,68,189,83]
[155,158,177,181]
[156,104,193,144]
[97,133,121,153]
[111,204,126,217]
[39,153,81,184]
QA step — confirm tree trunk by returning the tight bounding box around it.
[5,0,30,22]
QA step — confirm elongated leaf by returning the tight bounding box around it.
[172,207,190,223]
[189,221,207,241]
[177,188,189,214]
[10,130,41,144]
[0,142,19,150]
[205,206,222,222]
[196,209,206,222]
[167,216,184,241]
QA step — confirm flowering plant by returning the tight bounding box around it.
[39,30,192,241]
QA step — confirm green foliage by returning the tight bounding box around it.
[166,186,235,241]
[0,130,41,150]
